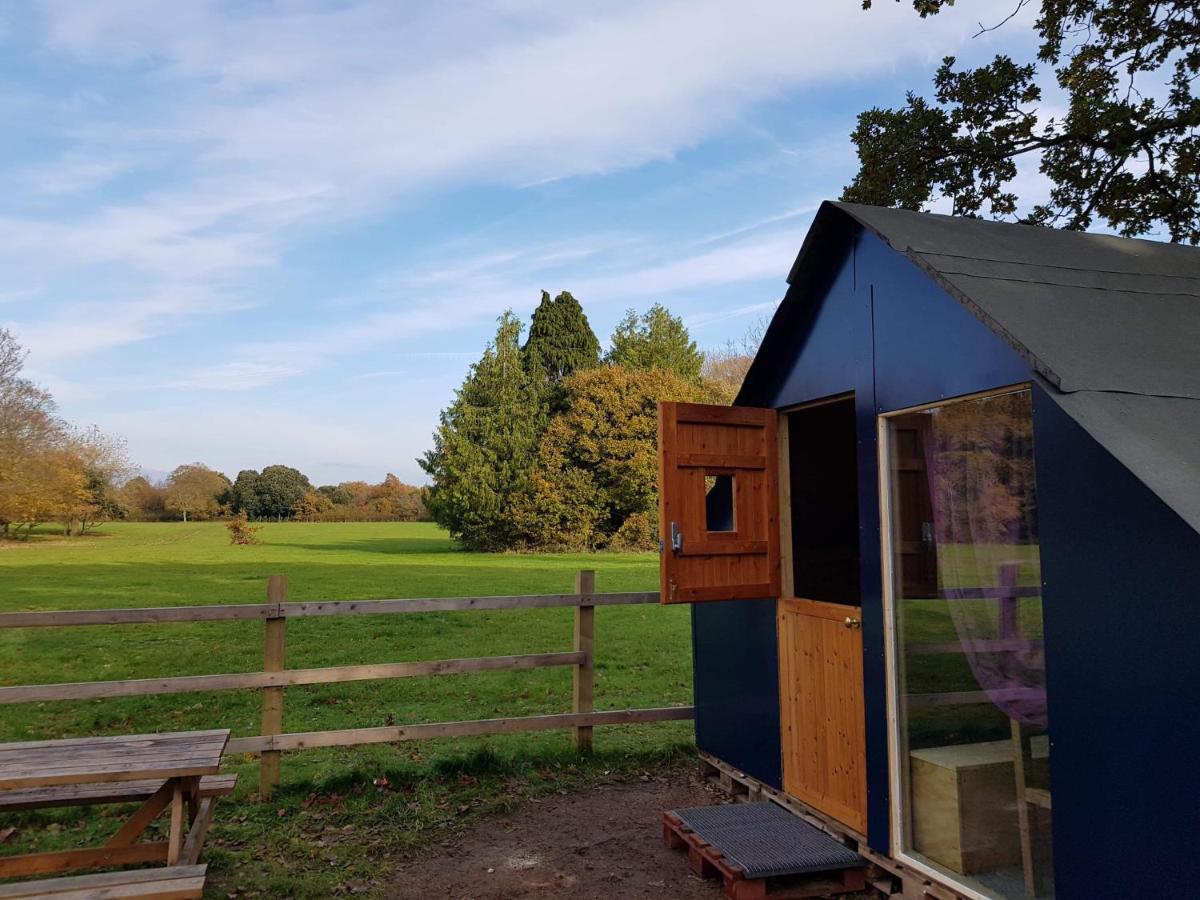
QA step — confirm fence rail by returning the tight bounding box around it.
[0,572,692,797]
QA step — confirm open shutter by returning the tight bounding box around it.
[658,401,781,604]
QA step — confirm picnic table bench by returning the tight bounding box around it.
[0,730,233,898]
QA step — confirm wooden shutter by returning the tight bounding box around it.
[658,402,781,604]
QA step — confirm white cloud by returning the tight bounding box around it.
[5,0,1026,361]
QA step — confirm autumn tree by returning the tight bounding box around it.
[521,291,601,388]
[847,0,1200,242]
[59,426,134,534]
[514,366,705,550]
[163,463,229,522]
[121,476,167,520]
[0,329,66,535]
[421,312,546,550]
[606,304,704,382]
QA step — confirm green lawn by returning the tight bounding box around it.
[0,522,693,896]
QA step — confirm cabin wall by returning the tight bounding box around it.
[1033,388,1200,898]
[693,227,1032,854]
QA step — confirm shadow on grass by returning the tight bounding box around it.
[270,740,698,802]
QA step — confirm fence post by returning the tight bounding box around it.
[260,575,287,798]
[573,569,595,753]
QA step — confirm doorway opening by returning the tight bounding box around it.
[787,395,860,604]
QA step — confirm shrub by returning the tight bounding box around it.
[226,511,262,545]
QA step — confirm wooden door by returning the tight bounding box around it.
[778,597,868,835]
[657,402,780,604]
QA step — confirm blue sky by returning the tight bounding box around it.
[1,0,1037,485]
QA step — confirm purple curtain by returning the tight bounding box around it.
[917,394,1048,728]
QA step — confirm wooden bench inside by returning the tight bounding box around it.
[0,774,236,813]
[0,864,206,899]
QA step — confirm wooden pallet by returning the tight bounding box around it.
[663,812,867,900]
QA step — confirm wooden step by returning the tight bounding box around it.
[0,864,206,899]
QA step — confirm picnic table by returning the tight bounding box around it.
[0,729,231,882]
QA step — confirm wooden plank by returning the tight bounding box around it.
[260,577,287,799]
[672,583,776,603]
[0,774,236,812]
[679,540,768,556]
[104,781,173,847]
[278,592,657,617]
[0,865,206,899]
[0,605,277,628]
[227,706,695,754]
[0,593,660,630]
[181,797,216,866]
[572,571,595,753]
[0,652,587,704]
[0,730,227,753]
[0,732,228,790]
[167,781,185,865]
[0,842,169,879]
[676,453,766,470]
[673,403,771,426]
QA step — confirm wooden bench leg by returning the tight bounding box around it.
[181,797,217,866]
[167,779,186,866]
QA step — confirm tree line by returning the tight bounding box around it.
[0,328,428,539]
[124,464,428,523]
[419,292,760,552]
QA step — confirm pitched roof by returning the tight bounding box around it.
[753,200,1200,534]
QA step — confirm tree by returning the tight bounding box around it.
[606,304,704,382]
[163,463,229,522]
[420,311,546,550]
[521,291,601,386]
[701,315,771,405]
[255,465,312,520]
[847,0,1200,242]
[513,365,705,550]
[229,470,263,518]
[121,476,167,520]
[0,329,65,535]
[61,426,134,535]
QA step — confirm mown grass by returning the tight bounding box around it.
[0,522,693,896]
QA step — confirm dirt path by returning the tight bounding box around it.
[388,771,734,899]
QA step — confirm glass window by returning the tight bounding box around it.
[886,389,1054,899]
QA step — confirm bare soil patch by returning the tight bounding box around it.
[388,771,879,900]
[388,771,731,899]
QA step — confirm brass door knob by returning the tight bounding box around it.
[844,616,862,630]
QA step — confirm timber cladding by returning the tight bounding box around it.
[657,402,781,604]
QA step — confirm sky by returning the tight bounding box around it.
[0,0,1039,486]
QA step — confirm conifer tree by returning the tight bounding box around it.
[605,303,703,382]
[420,312,545,550]
[521,291,601,385]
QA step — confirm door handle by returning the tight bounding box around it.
[843,616,862,630]
[669,521,684,555]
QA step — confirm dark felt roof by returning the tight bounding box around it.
[760,201,1200,533]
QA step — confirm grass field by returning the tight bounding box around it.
[0,522,693,896]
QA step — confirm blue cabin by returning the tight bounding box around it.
[657,201,1200,900]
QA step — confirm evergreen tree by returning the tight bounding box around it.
[521,291,601,385]
[420,312,546,550]
[605,303,703,382]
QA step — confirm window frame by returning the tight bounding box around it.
[876,382,1033,900]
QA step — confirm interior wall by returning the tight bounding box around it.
[1033,385,1200,898]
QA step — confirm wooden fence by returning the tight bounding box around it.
[0,571,694,797]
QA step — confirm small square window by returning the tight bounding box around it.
[704,473,736,532]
